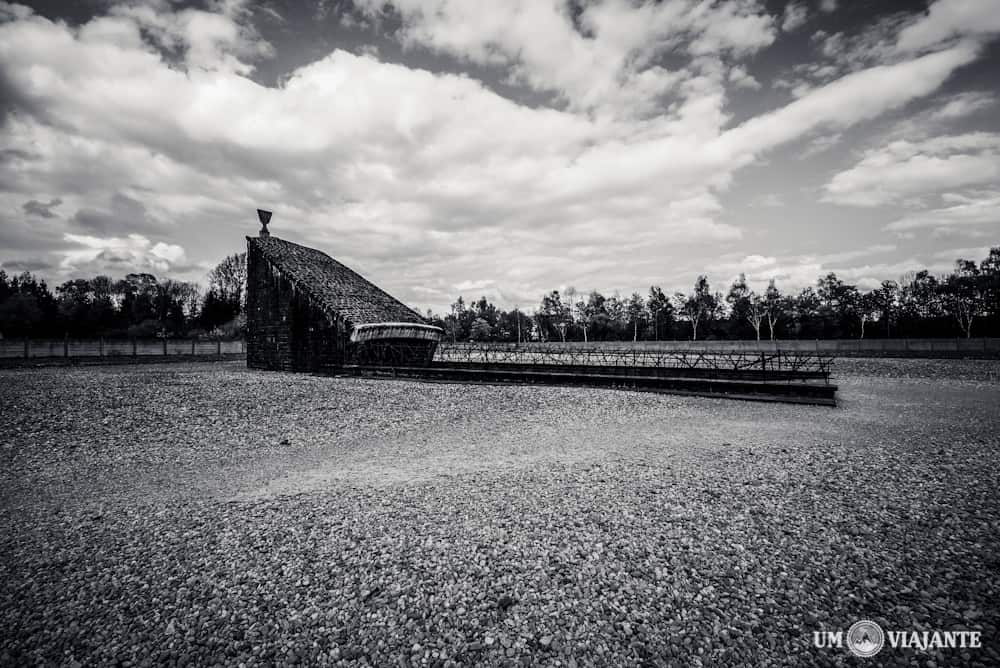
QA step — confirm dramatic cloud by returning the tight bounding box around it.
[355,0,776,115]
[0,0,998,309]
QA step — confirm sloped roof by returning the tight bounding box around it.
[248,235,425,326]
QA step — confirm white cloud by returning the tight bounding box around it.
[781,3,808,32]
[706,245,905,293]
[355,0,776,115]
[60,233,189,274]
[885,190,1000,232]
[929,90,996,120]
[742,254,777,269]
[0,1,994,309]
[896,0,1000,53]
[109,0,273,75]
[824,133,1000,206]
[728,65,761,90]
[716,40,981,160]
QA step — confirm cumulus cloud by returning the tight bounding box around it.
[708,245,910,293]
[59,233,189,275]
[824,133,1000,206]
[355,0,776,115]
[109,0,274,74]
[728,65,761,90]
[0,0,995,306]
[781,3,808,32]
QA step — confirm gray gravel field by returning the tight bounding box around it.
[1,359,998,667]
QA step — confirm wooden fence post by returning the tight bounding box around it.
[217,340,222,357]
[191,339,196,355]
[132,338,137,357]
[163,338,167,356]
[64,334,69,358]
[24,337,29,359]
[99,337,104,357]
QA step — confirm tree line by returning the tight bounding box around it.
[427,247,1000,342]
[0,253,247,340]
[3,246,997,341]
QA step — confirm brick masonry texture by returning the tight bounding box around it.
[246,235,425,372]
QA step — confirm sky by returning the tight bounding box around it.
[1,0,999,314]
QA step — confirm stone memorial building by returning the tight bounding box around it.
[246,213,441,371]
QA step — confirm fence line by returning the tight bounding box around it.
[4,336,998,361]
[0,338,246,360]
[440,337,1000,357]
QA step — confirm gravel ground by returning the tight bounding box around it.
[1,359,998,667]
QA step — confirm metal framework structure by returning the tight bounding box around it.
[433,343,833,382]
[347,339,438,367]
[335,343,837,405]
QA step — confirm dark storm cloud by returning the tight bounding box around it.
[22,197,62,218]
[69,193,157,234]
[0,256,55,272]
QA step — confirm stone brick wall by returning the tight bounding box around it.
[246,240,346,371]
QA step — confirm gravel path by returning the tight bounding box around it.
[2,360,998,666]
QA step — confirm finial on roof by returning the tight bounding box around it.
[257,208,272,237]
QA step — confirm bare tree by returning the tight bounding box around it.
[746,293,765,340]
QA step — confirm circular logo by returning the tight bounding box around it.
[846,620,885,658]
